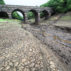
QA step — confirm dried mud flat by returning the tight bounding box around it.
[22,21,71,71]
[0,22,68,71]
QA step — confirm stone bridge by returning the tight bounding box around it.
[0,5,53,24]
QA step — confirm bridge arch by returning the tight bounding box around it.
[40,10,50,20]
[28,9,40,24]
[11,9,25,21]
[0,11,9,18]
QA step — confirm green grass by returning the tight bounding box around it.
[0,19,20,22]
[0,19,22,27]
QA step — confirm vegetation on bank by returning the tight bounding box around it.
[41,0,71,13]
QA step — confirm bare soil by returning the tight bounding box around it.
[0,20,68,71]
[0,12,71,71]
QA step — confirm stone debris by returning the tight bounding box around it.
[0,22,67,71]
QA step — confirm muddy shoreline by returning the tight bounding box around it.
[22,23,71,71]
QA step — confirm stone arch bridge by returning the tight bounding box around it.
[0,5,53,24]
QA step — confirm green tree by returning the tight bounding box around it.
[0,0,22,20]
[67,0,71,10]
[41,0,71,13]
[0,0,5,4]
[12,12,23,20]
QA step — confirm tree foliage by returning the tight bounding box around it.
[27,12,34,19]
[67,0,71,10]
[41,0,71,13]
[0,0,5,5]
[12,12,23,20]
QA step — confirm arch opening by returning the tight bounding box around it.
[28,9,38,24]
[40,10,49,20]
[12,9,25,21]
[0,11,9,19]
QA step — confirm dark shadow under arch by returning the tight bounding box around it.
[0,11,9,18]
[11,9,25,21]
[41,10,49,20]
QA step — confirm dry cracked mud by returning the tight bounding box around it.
[0,22,68,71]
[22,21,71,71]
